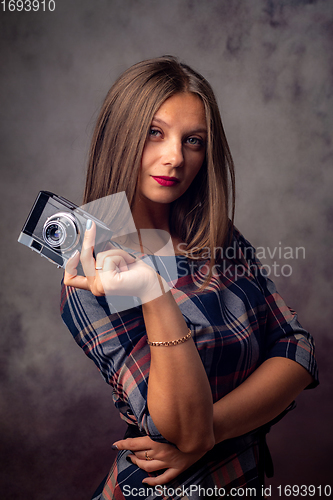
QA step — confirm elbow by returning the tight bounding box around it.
[177,432,215,455]
[175,410,216,454]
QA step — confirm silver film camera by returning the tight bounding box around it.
[18,191,178,312]
[18,191,123,269]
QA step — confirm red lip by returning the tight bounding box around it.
[152,176,180,187]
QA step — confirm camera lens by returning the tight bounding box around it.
[43,213,80,252]
[45,224,65,244]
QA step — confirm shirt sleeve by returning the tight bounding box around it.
[60,280,170,442]
[237,232,319,389]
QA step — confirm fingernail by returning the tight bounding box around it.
[86,219,92,230]
[70,250,79,259]
[111,444,118,450]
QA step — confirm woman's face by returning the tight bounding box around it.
[137,92,207,207]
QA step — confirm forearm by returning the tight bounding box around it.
[213,357,313,443]
[115,359,313,487]
[143,290,214,453]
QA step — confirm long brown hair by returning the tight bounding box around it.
[84,56,235,272]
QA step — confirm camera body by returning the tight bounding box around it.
[18,191,116,269]
[18,191,179,311]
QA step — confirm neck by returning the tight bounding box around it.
[132,196,171,233]
[130,196,185,255]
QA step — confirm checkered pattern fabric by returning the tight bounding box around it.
[60,228,318,499]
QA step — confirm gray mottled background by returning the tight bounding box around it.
[1,1,332,499]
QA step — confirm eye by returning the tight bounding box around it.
[148,128,161,138]
[186,136,204,147]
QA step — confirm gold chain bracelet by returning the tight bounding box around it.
[147,328,192,347]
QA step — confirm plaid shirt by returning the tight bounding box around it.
[60,228,318,500]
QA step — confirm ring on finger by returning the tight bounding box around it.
[145,451,153,461]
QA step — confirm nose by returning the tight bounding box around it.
[162,139,184,168]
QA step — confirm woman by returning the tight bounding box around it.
[61,56,318,499]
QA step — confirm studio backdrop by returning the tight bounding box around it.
[0,1,332,499]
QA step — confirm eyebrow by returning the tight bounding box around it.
[152,117,207,134]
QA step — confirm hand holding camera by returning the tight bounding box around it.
[64,220,170,303]
[18,191,176,311]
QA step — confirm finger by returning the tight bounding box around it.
[128,455,165,473]
[80,220,97,279]
[135,450,154,461]
[97,255,129,274]
[102,256,132,283]
[64,251,90,290]
[96,249,136,266]
[65,250,80,277]
[142,468,179,486]
[113,436,152,451]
